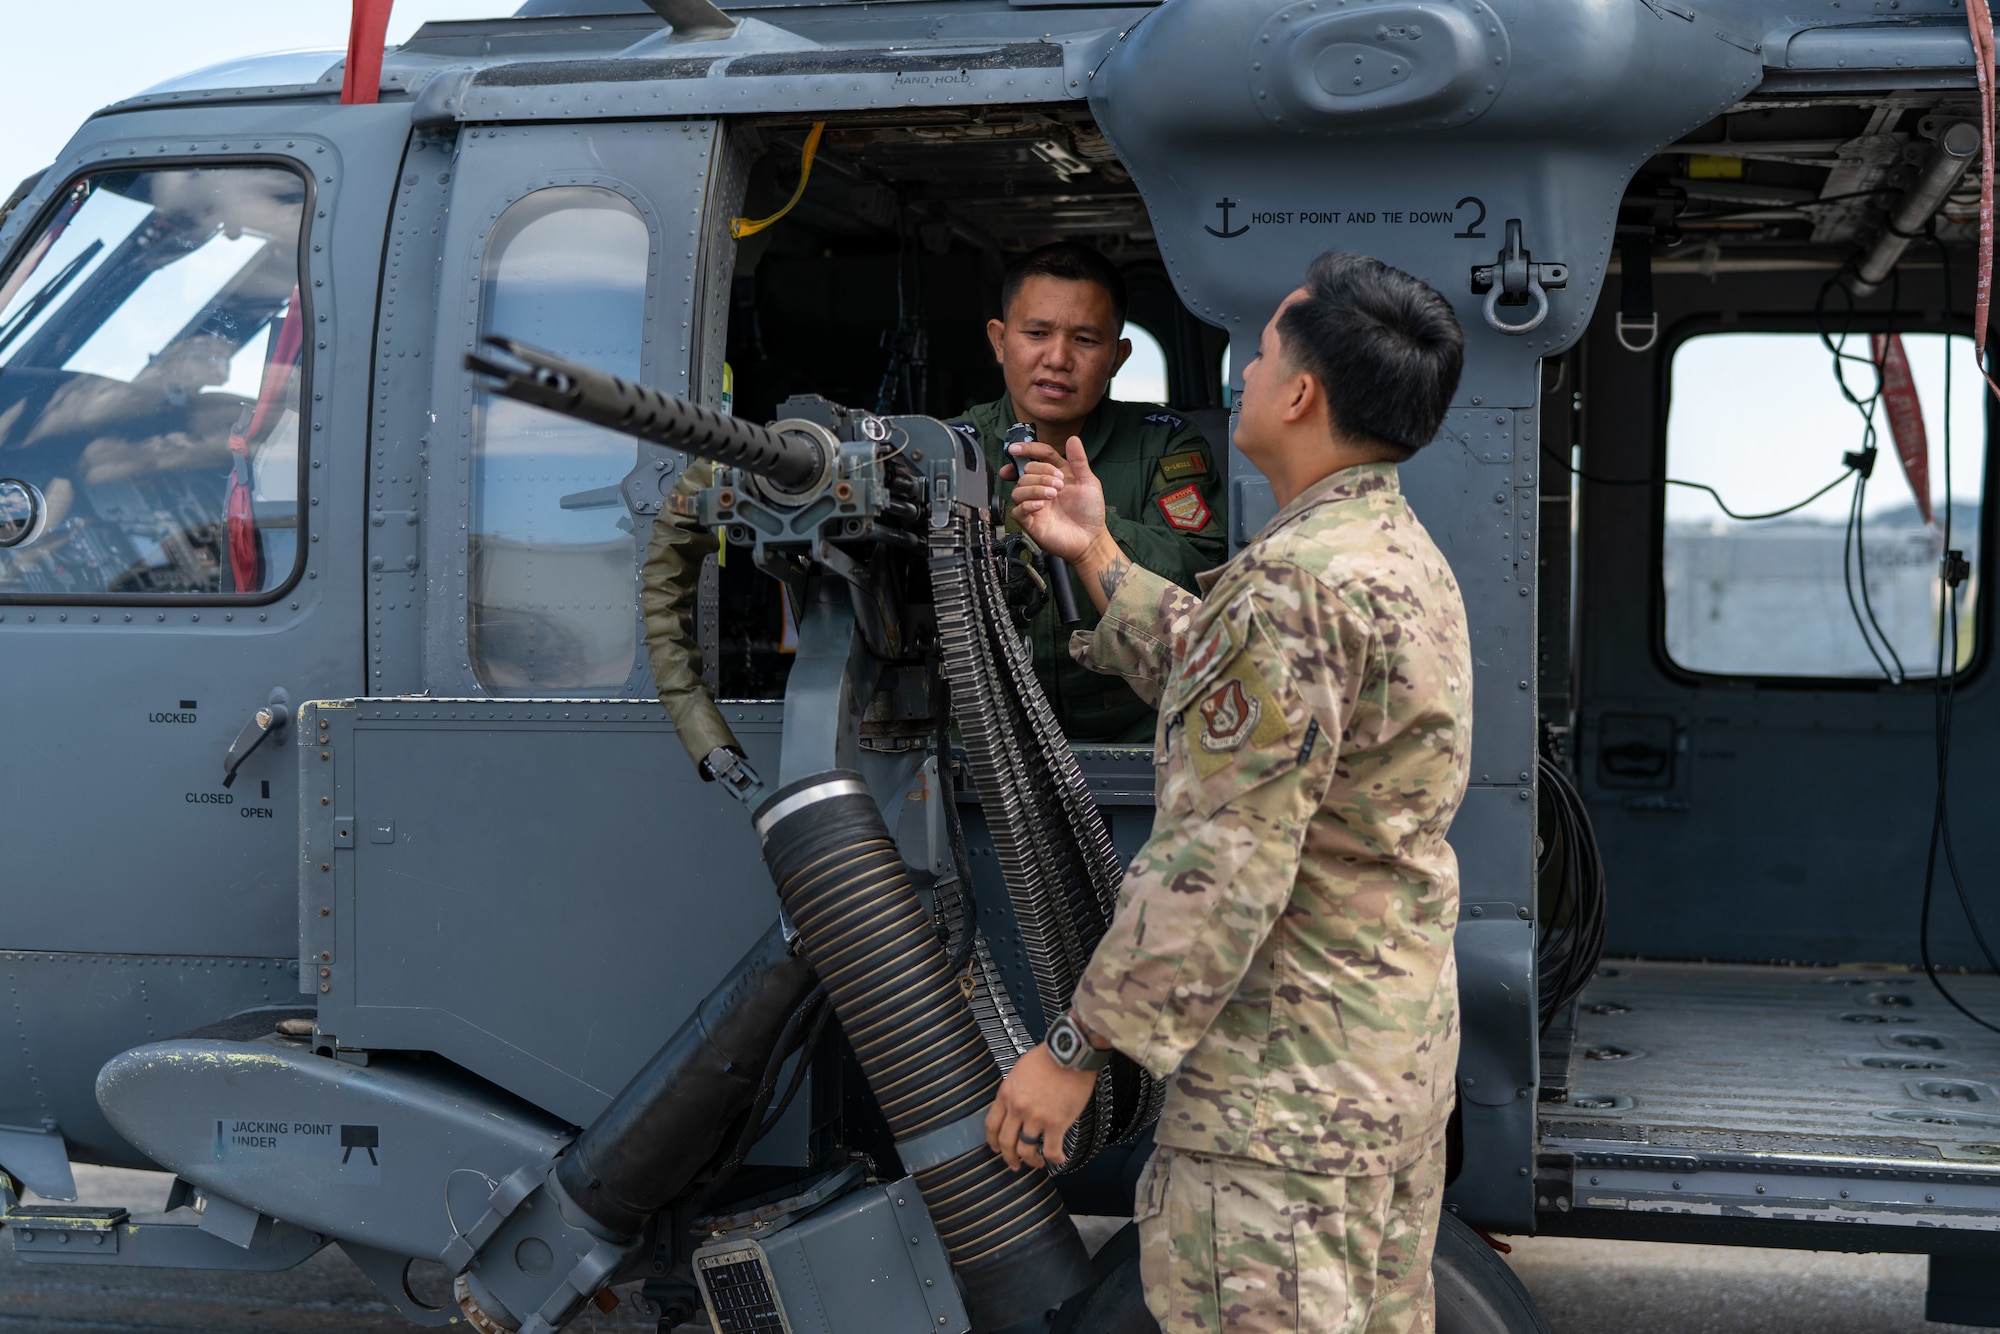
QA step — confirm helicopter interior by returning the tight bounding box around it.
[1539,88,2000,1201]
[707,110,1229,701]
[0,164,307,600]
[711,94,2000,1192]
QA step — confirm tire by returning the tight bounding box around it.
[1434,1212,1553,1334]
[1051,1214,1551,1334]
[1051,1222,1155,1334]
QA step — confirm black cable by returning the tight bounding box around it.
[1916,232,2000,1032]
[1854,466,1907,680]
[703,986,832,1189]
[1535,754,1606,1029]
[750,999,834,1143]
[1675,185,1907,224]
[1853,273,1908,678]
[1542,441,1856,522]
[935,713,980,979]
[1817,274,1907,681]
[1841,469,1898,682]
[1677,469,1858,522]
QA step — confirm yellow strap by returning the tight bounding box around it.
[730,123,826,240]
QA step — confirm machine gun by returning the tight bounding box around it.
[450,339,1161,1333]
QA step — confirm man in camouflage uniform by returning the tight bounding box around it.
[957,241,1226,743]
[985,252,1472,1333]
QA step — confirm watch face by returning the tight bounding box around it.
[1049,1014,1097,1069]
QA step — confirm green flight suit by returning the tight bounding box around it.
[948,395,1228,744]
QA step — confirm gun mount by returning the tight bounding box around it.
[454,342,1166,1333]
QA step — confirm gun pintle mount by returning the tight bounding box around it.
[464,338,1160,1333]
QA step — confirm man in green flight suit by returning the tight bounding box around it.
[952,242,1227,744]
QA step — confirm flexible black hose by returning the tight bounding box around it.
[556,919,819,1237]
[756,772,1093,1331]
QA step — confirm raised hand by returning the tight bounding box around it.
[1006,435,1103,564]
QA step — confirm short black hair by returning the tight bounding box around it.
[999,242,1128,330]
[1276,251,1463,461]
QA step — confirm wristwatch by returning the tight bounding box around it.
[1044,1010,1113,1073]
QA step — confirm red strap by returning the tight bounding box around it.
[226,292,305,594]
[1969,0,1999,396]
[227,477,259,595]
[1871,333,1933,525]
[230,290,304,453]
[341,0,395,106]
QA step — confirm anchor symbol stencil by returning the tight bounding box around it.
[1204,197,1249,239]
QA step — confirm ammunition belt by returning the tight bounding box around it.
[929,506,1163,1169]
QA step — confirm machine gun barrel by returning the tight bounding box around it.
[466,335,827,491]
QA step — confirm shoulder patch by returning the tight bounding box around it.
[948,420,979,440]
[1156,482,1212,532]
[1142,411,1185,429]
[1185,652,1292,780]
[1181,616,1236,693]
[1197,679,1260,753]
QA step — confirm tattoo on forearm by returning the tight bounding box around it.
[1097,552,1132,603]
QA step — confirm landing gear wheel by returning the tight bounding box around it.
[1435,1212,1553,1334]
[1049,1223,1152,1334]
[1050,1213,1550,1334]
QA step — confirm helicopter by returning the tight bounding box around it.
[1,0,1998,1330]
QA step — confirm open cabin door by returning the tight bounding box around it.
[1087,1,1769,1230]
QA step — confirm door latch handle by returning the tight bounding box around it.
[1471,219,1568,335]
[222,703,290,788]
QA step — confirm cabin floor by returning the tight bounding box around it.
[1542,962,2000,1232]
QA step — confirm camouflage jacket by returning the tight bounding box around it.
[1069,462,1472,1176]
[949,395,1226,744]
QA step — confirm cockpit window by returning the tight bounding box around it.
[468,186,649,693]
[1662,330,1986,680]
[0,164,308,599]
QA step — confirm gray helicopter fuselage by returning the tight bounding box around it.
[1,0,1997,1317]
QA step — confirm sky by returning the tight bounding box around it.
[1665,331,1987,525]
[0,1,503,201]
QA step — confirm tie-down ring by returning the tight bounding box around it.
[1484,280,1550,335]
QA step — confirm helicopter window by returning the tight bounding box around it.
[1114,323,1168,404]
[1661,330,1986,680]
[469,186,648,693]
[0,163,308,599]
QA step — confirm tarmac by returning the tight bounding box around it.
[0,1168,1986,1333]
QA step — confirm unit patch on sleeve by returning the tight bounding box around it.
[1156,483,1212,532]
[1197,679,1260,752]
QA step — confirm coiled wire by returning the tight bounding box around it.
[1536,754,1607,1027]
